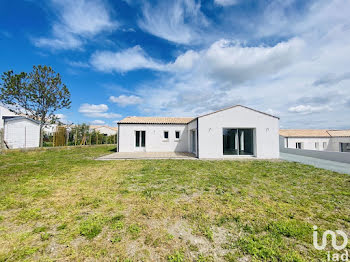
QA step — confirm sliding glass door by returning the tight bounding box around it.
[223,128,254,155]
[135,131,146,151]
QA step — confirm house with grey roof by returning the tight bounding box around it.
[117,105,280,159]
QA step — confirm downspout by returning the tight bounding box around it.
[117,123,120,152]
[196,118,199,158]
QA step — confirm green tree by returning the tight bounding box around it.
[0,65,71,146]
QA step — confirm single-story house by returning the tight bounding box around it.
[117,105,280,159]
[89,125,118,136]
[280,129,350,152]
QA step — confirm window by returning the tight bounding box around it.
[175,131,180,139]
[315,142,319,150]
[340,143,350,152]
[164,131,169,139]
[296,142,303,149]
[323,142,327,149]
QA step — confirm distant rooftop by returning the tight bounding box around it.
[280,129,350,137]
[118,117,195,124]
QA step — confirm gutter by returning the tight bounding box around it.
[196,118,199,158]
[117,123,120,152]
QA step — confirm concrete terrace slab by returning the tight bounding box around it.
[96,152,197,160]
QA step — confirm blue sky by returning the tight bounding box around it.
[1,0,350,128]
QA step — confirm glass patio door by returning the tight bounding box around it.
[135,131,146,151]
[223,128,254,155]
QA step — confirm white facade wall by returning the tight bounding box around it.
[327,137,350,152]
[284,137,330,151]
[118,124,189,152]
[282,137,350,152]
[197,106,279,159]
[4,119,40,149]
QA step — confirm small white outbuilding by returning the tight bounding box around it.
[3,116,40,149]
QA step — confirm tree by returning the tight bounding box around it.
[0,65,71,146]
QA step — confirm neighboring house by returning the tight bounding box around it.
[280,129,350,152]
[3,116,40,149]
[0,105,16,129]
[43,124,58,135]
[90,125,118,136]
[117,105,280,159]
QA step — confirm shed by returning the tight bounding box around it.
[3,116,40,149]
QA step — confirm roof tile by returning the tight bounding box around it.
[118,117,194,124]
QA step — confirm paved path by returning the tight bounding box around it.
[97,152,197,160]
[280,153,350,175]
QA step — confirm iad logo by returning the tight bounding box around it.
[313,226,349,261]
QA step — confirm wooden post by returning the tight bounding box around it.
[75,129,77,146]
[0,129,3,150]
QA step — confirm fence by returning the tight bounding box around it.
[0,128,3,149]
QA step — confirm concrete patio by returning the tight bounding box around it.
[96,151,197,160]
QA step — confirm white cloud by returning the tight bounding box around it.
[79,103,122,118]
[90,120,105,125]
[169,50,200,71]
[90,37,303,76]
[214,0,238,7]
[200,37,304,84]
[109,95,143,107]
[34,0,117,50]
[55,113,66,120]
[288,105,331,115]
[123,0,350,129]
[67,61,90,68]
[90,46,165,73]
[137,0,208,44]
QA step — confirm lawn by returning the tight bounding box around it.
[0,146,349,261]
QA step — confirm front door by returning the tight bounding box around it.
[135,131,146,151]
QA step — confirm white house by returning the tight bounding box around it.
[0,105,16,129]
[90,125,118,136]
[117,105,280,159]
[280,129,350,152]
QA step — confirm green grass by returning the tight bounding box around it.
[0,146,349,261]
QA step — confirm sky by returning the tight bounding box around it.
[0,0,349,128]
